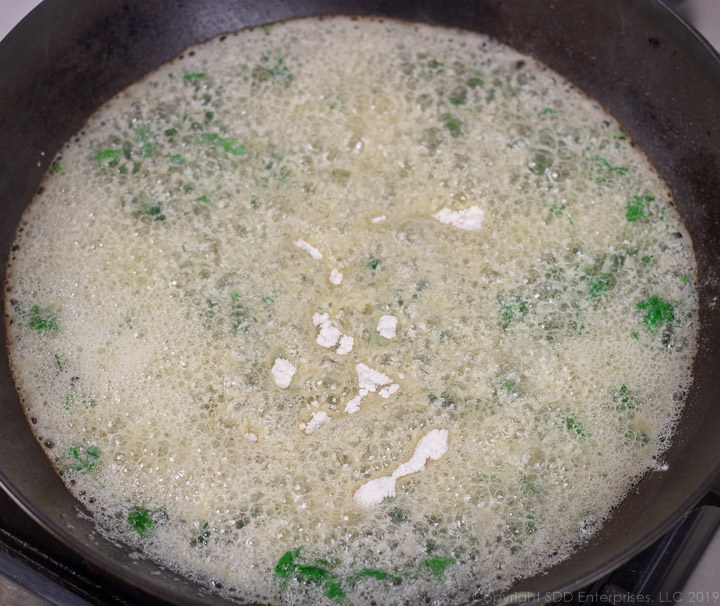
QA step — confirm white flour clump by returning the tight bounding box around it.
[433,206,485,230]
[271,358,296,389]
[336,335,354,355]
[329,268,343,285]
[345,363,399,414]
[299,411,331,435]
[294,238,323,260]
[312,313,353,355]
[354,429,449,507]
[312,313,342,348]
[377,314,398,339]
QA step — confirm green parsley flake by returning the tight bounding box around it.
[92,148,121,167]
[127,507,155,537]
[625,194,655,222]
[28,305,58,331]
[423,556,455,580]
[565,416,585,437]
[637,294,675,332]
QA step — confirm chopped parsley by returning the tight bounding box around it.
[198,133,247,156]
[182,71,206,81]
[441,113,462,137]
[500,300,528,330]
[274,546,340,600]
[585,273,614,299]
[252,55,293,84]
[522,475,545,494]
[614,384,634,411]
[592,155,629,182]
[219,137,246,155]
[613,384,643,414]
[92,148,121,167]
[466,68,483,88]
[274,546,457,601]
[591,155,628,174]
[423,556,455,580]
[448,86,467,105]
[65,444,100,472]
[637,294,675,332]
[564,415,586,437]
[127,506,155,537]
[62,390,95,410]
[28,305,58,331]
[64,444,102,484]
[625,429,650,445]
[503,378,517,392]
[323,581,346,602]
[275,547,302,578]
[139,201,166,221]
[388,506,409,523]
[190,521,211,547]
[133,124,153,157]
[626,194,655,222]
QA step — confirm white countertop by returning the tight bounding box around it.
[0,0,43,42]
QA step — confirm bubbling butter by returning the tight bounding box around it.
[4,16,698,606]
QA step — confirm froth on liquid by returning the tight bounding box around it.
[5,16,698,605]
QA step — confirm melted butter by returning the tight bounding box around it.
[5,16,698,605]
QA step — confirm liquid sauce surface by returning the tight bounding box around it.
[5,17,698,605]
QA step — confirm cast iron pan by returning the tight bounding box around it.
[1,1,719,604]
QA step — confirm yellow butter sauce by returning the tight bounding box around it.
[5,16,697,605]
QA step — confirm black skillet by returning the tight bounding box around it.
[1,0,719,604]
